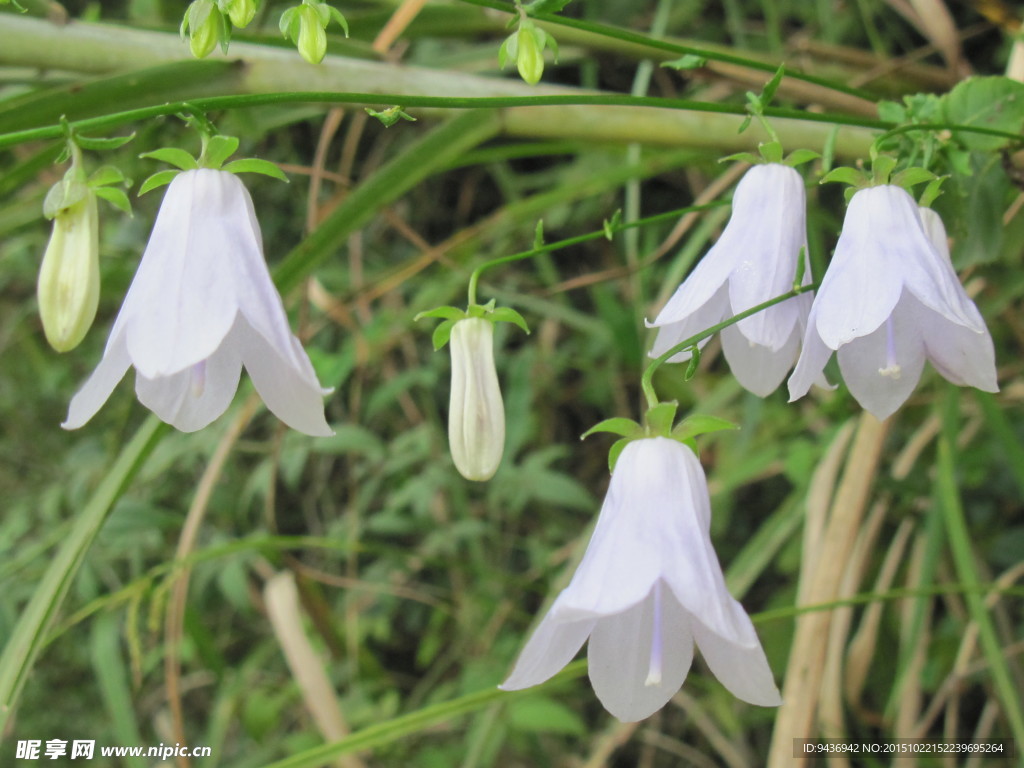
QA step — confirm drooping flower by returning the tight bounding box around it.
[787,185,997,420]
[500,437,781,722]
[448,317,505,481]
[63,168,332,436]
[647,163,813,396]
[38,187,99,353]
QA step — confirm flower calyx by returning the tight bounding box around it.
[415,300,530,352]
[720,141,820,168]
[280,0,349,65]
[582,401,738,472]
[139,131,287,195]
[821,150,937,201]
[365,106,416,127]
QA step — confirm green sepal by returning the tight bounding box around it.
[223,158,289,181]
[784,149,820,168]
[737,115,753,134]
[672,414,739,441]
[821,126,839,173]
[683,345,701,381]
[719,151,761,165]
[414,306,466,322]
[759,140,783,164]
[432,318,458,351]
[607,437,633,473]
[792,245,807,289]
[661,54,707,70]
[603,209,621,240]
[88,165,127,187]
[533,219,545,249]
[328,6,349,36]
[138,170,181,196]
[498,33,517,69]
[890,167,936,190]
[870,153,897,185]
[680,437,698,452]
[42,176,89,219]
[542,29,559,62]
[488,307,530,335]
[819,166,865,187]
[141,148,199,171]
[364,106,416,127]
[203,134,239,169]
[918,176,946,208]
[74,133,135,151]
[644,401,678,437]
[279,6,299,38]
[467,300,496,318]
[581,417,643,441]
[93,186,133,216]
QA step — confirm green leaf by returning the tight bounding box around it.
[140,147,198,171]
[533,219,545,248]
[204,134,239,168]
[661,54,707,70]
[432,318,457,351]
[672,414,739,441]
[580,417,643,440]
[819,166,864,187]
[413,306,466,322]
[737,115,752,134]
[88,165,127,187]
[602,209,621,240]
[719,151,761,165]
[644,401,678,437]
[793,245,807,288]
[784,149,820,168]
[74,133,135,151]
[683,345,700,380]
[488,306,530,334]
[138,169,180,196]
[608,437,633,473]
[222,158,289,181]
[761,64,786,106]
[93,186,133,215]
[821,126,839,173]
[944,76,1024,151]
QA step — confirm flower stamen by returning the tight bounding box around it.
[644,581,664,687]
[878,318,901,379]
[190,360,207,398]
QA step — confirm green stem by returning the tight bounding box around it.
[465,201,727,307]
[937,389,1024,744]
[639,284,816,407]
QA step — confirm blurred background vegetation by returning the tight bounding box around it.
[0,0,1022,766]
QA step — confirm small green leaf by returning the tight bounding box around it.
[891,167,936,189]
[533,219,545,249]
[88,165,127,187]
[821,126,839,173]
[644,401,678,437]
[784,149,820,168]
[602,209,621,240]
[819,166,864,187]
[580,417,642,440]
[74,133,135,151]
[661,54,707,70]
[204,134,239,168]
[737,115,752,134]
[683,345,701,381]
[488,307,530,335]
[140,148,198,171]
[608,437,633,473]
[223,158,289,181]
[672,414,739,441]
[138,170,180,196]
[793,245,807,289]
[414,306,466,322]
[761,65,786,106]
[432,318,457,351]
[93,186,133,215]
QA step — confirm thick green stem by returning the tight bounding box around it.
[639,284,815,407]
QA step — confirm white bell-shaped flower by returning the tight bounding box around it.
[788,186,998,420]
[448,317,505,481]
[500,437,781,722]
[63,168,332,436]
[647,163,812,396]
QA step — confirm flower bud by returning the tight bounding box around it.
[516,23,544,85]
[38,191,100,352]
[297,5,327,64]
[184,0,222,59]
[223,0,256,28]
[448,317,505,481]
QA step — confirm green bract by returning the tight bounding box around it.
[415,300,530,352]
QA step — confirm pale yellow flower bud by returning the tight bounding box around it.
[516,24,545,85]
[224,0,256,28]
[297,5,327,64]
[38,192,100,352]
[448,318,505,481]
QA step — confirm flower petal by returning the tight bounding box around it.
[907,293,998,391]
[235,319,333,437]
[134,339,242,432]
[120,170,245,378]
[648,284,729,362]
[62,332,131,429]
[835,296,926,420]
[692,613,781,706]
[787,307,834,402]
[588,586,694,722]
[499,612,595,691]
[720,321,800,397]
